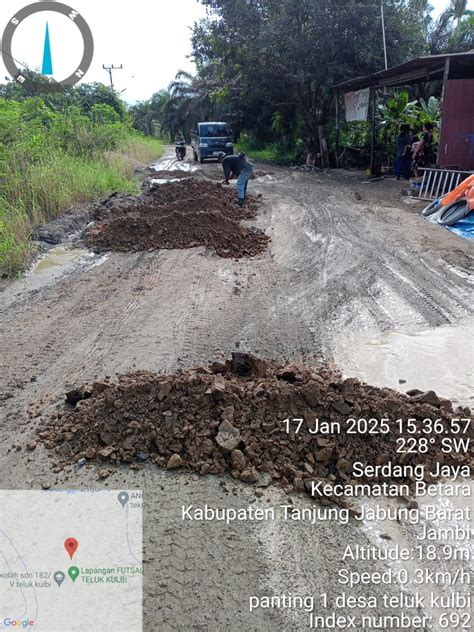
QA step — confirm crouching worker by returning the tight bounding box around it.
[218,151,254,207]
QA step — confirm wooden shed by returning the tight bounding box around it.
[334,52,474,171]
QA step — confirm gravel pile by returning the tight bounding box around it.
[36,354,472,499]
[86,180,268,258]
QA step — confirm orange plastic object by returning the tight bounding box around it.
[441,174,474,206]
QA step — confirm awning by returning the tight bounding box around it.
[333,52,474,92]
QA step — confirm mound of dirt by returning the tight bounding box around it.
[86,180,268,258]
[36,354,472,500]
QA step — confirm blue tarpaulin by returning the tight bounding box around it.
[446,211,474,240]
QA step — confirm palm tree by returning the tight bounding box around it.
[168,68,217,125]
[429,0,471,53]
[453,0,467,22]
[129,100,156,136]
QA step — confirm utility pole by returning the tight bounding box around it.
[380,1,388,70]
[102,64,123,90]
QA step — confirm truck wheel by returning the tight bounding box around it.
[199,153,204,164]
[437,199,470,226]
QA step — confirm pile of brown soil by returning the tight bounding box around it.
[36,354,472,498]
[86,180,268,258]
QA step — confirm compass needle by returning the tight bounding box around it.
[41,21,53,75]
[2,2,93,92]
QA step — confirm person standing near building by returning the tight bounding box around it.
[414,122,435,167]
[395,124,412,180]
[218,151,254,207]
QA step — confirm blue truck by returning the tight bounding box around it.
[191,122,233,163]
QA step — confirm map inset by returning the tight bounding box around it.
[0,490,142,631]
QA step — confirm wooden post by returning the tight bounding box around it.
[335,91,340,168]
[436,57,450,167]
[318,125,329,168]
[369,88,376,175]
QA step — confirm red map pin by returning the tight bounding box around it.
[64,538,79,560]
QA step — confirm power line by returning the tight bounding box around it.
[0,47,33,74]
[102,64,123,90]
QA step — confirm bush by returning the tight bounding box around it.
[236,132,304,165]
[0,96,163,276]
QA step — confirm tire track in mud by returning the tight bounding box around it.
[238,196,323,360]
[262,190,338,358]
[252,174,473,377]
[287,184,472,336]
[170,252,215,367]
[70,253,162,374]
[332,197,472,319]
[276,189,393,352]
[319,197,450,326]
[143,478,285,632]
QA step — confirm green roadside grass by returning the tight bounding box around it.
[0,135,163,277]
[234,142,280,163]
[235,134,304,166]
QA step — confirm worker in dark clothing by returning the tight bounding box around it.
[395,124,412,180]
[218,151,254,207]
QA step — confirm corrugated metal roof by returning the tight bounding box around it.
[334,52,474,91]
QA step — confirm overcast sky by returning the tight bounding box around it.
[0,0,472,104]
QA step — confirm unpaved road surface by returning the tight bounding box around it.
[1,148,473,630]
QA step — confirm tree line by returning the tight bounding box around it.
[130,0,473,163]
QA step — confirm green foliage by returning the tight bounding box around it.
[429,0,473,52]
[378,90,439,131]
[236,133,305,166]
[190,0,435,152]
[0,88,162,276]
[338,122,371,151]
[49,105,124,157]
[418,96,440,125]
[0,74,126,119]
[144,0,467,165]
[130,64,228,141]
[91,103,121,124]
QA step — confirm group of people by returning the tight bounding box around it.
[395,122,435,180]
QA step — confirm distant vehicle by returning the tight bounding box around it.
[191,122,233,163]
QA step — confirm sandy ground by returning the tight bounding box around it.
[1,148,473,630]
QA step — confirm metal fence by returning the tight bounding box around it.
[417,168,473,201]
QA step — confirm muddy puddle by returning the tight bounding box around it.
[150,177,191,185]
[333,319,474,407]
[152,157,198,172]
[1,245,107,308]
[31,245,90,275]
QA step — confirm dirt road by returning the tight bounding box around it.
[1,148,473,630]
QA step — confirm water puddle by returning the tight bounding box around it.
[152,157,198,172]
[1,245,107,309]
[31,245,90,275]
[333,319,474,406]
[150,178,190,185]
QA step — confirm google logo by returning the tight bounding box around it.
[3,619,34,629]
